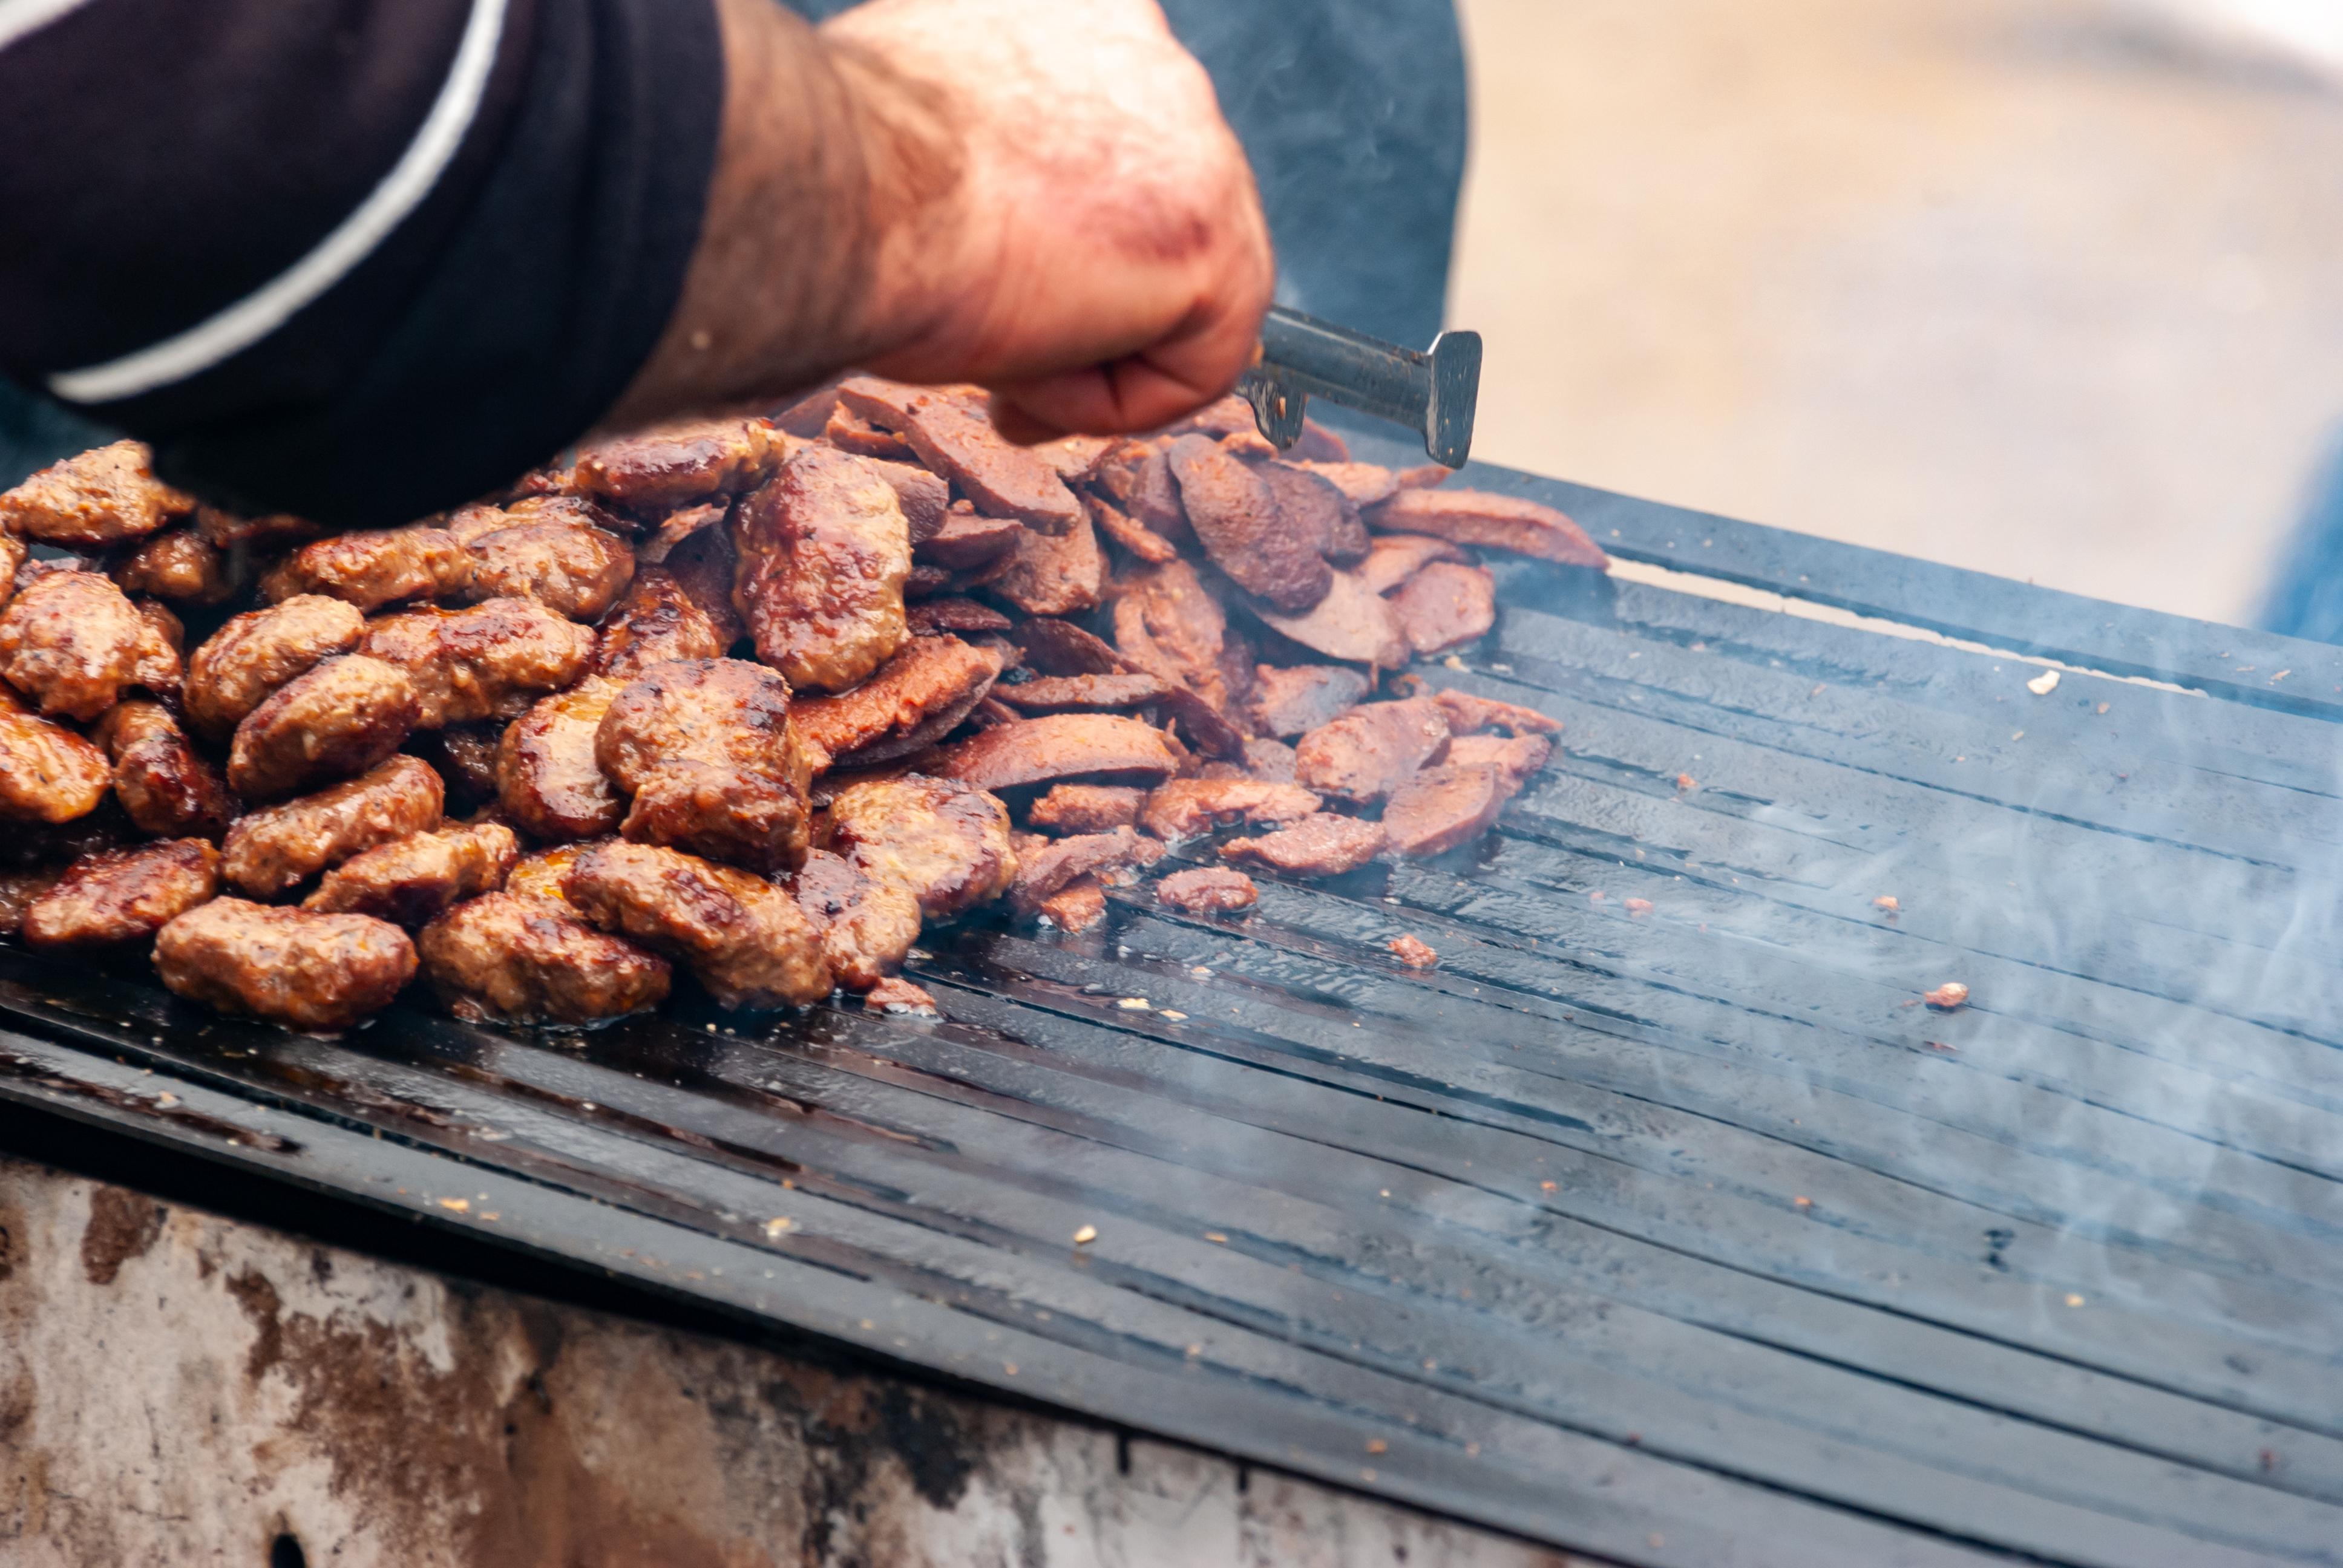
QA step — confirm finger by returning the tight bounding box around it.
[985,394,1064,446]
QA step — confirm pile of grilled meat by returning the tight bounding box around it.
[0,377,1605,1032]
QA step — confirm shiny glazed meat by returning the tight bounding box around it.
[419,891,672,1024]
[462,516,635,621]
[788,848,922,991]
[228,655,420,800]
[0,697,111,823]
[0,570,182,720]
[569,414,784,514]
[184,595,366,739]
[595,658,812,872]
[825,774,1017,917]
[936,714,1179,793]
[261,525,473,611]
[788,634,1003,771]
[731,443,911,693]
[497,675,626,841]
[0,441,195,547]
[154,898,417,1030]
[359,598,594,729]
[592,567,729,681]
[303,821,520,926]
[23,839,221,947]
[93,700,234,839]
[221,755,445,897]
[836,378,1083,533]
[563,840,831,1008]
[111,527,238,605]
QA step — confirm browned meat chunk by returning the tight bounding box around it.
[228,655,421,800]
[1358,533,1473,596]
[1246,664,1369,737]
[1388,933,1439,969]
[788,848,922,990]
[790,635,1004,771]
[592,567,729,681]
[1038,877,1107,931]
[661,510,747,647]
[1391,561,1497,655]
[837,378,1083,534]
[222,756,444,897]
[1260,460,1368,566]
[1432,688,1562,737]
[1156,866,1257,915]
[1381,764,1512,858]
[827,774,1017,917]
[1141,777,1322,843]
[1445,733,1554,790]
[1293,461,1401,510]
[418,892,671,1024]
[1244,737,1298,783]
[154,898,416,1030]
[497,676,626,840]
[916,509,1026,573]
[93,700,234,839]
[995,672,1171,713]
[111,527,238,606]
[905,597,1012,636]
[991,508,1104,616]
[195,507,322,554]
[24,840,220,947]
[409,722,503,808]
[731,444,911,693]
[184,595,366,738]
[1006,826,1163,916]
[1034,433,1113,484]
[1366,489,1610,569]
[0,441,194,547]
[1294,698,1452,805]
[1166,434,1330,612]
[302,821,519,927]
[1086,494,1179,565]
[0,534,22,602]
[634,498,724,564]
[1095,440,1191,543]
[595,658,813,873]
[1027,783,1146,834]
[1220,814,1388,878]
[505,841,596,910]
[564,840,831,1008]
[569,415,784,514]
[1253,567,1409,668]
[869,458,950,542]
[1017,616,1129,676]
[1113,557,1232,709]
[360,598,594,730]
[0,696,110,822]
[825,405,914,459]
[0,869,61,935]
[261,526,473,612]
[937,714,1179,793]
[865,976,940,1016]
[0,570,181,720]
[461,515,635,621]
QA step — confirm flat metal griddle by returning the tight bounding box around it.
[6,448,2343,1566]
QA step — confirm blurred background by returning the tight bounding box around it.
[1448,0,2343,626]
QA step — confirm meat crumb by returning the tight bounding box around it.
[1156,866,1258,915]
[1924,981,1970,1010]
[1387,933,1438,969]
[1676,773,1697,791]
[1873,895,1900,912]
[864,976,939,1017]
[1037,877,1108,932]
[2026,668,2060,696]
[1623,897,1653,916]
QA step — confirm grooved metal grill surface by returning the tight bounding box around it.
[5,456,2343,1566]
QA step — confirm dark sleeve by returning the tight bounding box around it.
[0,0,727,526]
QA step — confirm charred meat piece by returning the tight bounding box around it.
[1037,877,1107,932]
[261,526,473,612]
[1141,777,1322,843]
[569,414,784,514]
[1259,460,1367,566]
[1094,440,1191,544]
[1294,697,1452,805]
[564,840,831,1008]
[1251,567,1409,669]
[1244,737,1299,783]
[0,696,111,822]
[409,721,504,809]
[1034,433,1113,485]
[1293,461,1401,510]
[1381,764,1513,858]
[462,515,635,621]
[1086,493,1179,564]
[1017,616,1129,677]
[304,821,520,926]
[905,596,1012,636]
[661,512,746,648]
[837,377,1083,534]
[731,445,911,693]
[826,774,1017,917]
[788,848,922,991]
[824,404,914,459]
[1366,489,1609,569]
[0,570,182,720]
[1246,664,1370,737]
[1432,688,1562,737]
[24,839,220,948]
[185,595,366,739]
[222,755,445,897]
[1113,557,1232,710]
[0,440,195,547]
[868,458,950,544]
[1027,783,1147,834]
[592,567,729,681]
[497,676,626,841]
[505,841,595,910]
[154,898,416,1030]
[1445,733,1553,791]
[995,672,1171,713]
[1388,933,1439,969]
[228,655,421,800]
[1166,434,1331,613]
[1156,866,1257,915]
[110,526,238,606]
[865,976,940,1016]
[1006,826,1163,917]
[596,658,813,873]
[195,506,323,554]
[1221,814,1388,878]
[419,891,671,1024]
[1390,561,1497,655]
[0,869,61,936]
[937,714,1179,793]
[636,498,725,563]
[0,534,22,602]
[93,700,234,839]
[790,635,1004,771]
[360,598,594,730]
[990,508,1104,617]
[916,508,1026,570]
[1358,533,1473,597]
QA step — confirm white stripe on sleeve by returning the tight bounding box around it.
[47,0,510,405]
[0,0,95,53]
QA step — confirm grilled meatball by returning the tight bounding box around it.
[359,598,594,729]
[0,694,111,823]
[731,444,913,693]
[462,515,635,621]
[154,898,416,1030]
[504,841,594,910]
[563,840,830,1008]
[228,655,421,801]
[0,570,182,720]
[0,868,62,936]
[92,699,234,839]
[23,839,221,947]
[303,821,519,926]
[788,848,922,991]
[221,755,445,897]
[110,526,240,606]
[569,414,784,514]
[0,440,195,548]
[497,676,626,841]
[591,566,729,681]
[260,526,473,611]
[825,774,1017,918]
[418,891,672,1024]
[184,594,367,739]
[595,658,812,873]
